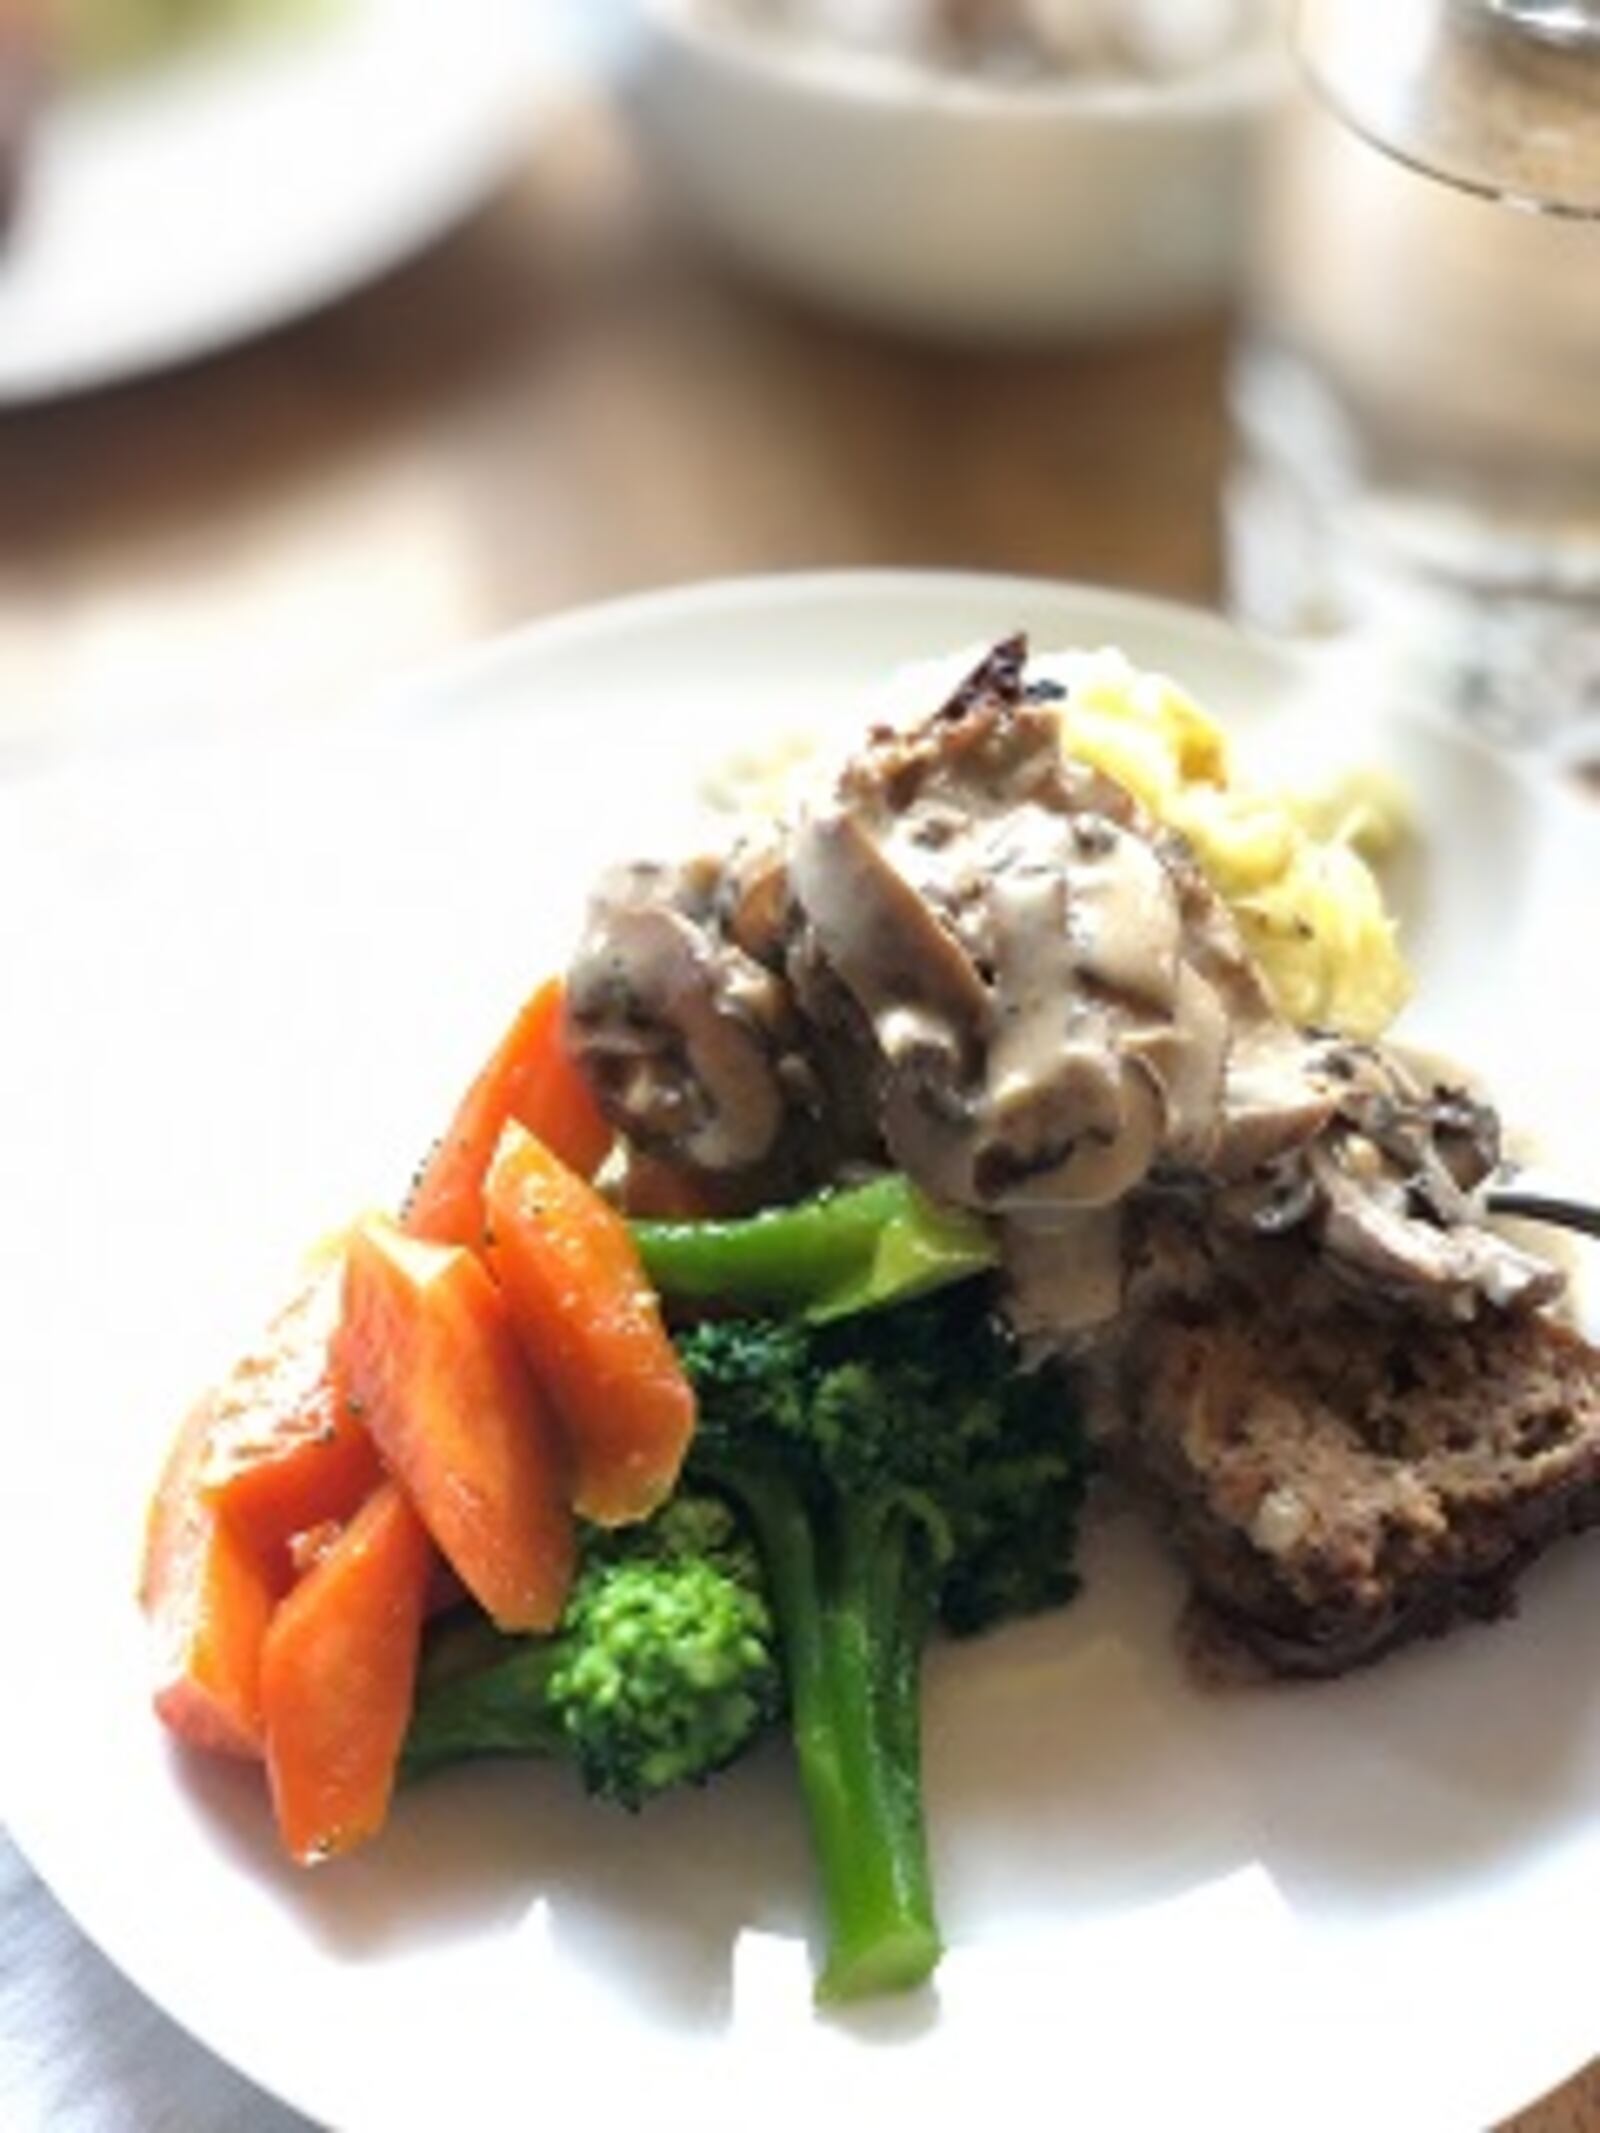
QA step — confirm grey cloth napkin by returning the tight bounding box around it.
[0,1829,316,2133]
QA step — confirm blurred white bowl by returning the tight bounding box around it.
[628,0,1286,343]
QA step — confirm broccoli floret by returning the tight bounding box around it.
[678,1283,1088,2003]
[402,1494,782,1811]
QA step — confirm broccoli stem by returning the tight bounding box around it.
[632,1174,995,1326]
[399,1506,783,1809]
[717,1464,943,2003]
[401,1632,566,1783]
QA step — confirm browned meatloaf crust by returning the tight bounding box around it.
[1111,1258,1600,1677]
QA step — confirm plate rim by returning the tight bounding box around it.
[0,0,549,407]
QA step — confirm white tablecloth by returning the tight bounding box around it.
[0,1829,315,2133]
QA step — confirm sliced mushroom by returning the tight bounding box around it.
[567,870,790,1175]
[1124,963,1233,1166]
[974,857,1166,1207]
[1214,1026,1342,1180]
[717,830,794,968]
[1059,814,1183,1010]
[789,807,992,1064]
[1309,1141,1563,1318]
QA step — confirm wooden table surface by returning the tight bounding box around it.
[0,73,1594,2133]
[0,90,1228,753]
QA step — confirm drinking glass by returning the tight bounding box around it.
[1226,0,1600,758]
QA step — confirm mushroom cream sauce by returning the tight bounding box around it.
[565,641,1553,1349]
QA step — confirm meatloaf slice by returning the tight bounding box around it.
[1112,1258,1600,1677]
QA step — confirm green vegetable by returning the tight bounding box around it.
[402,1495,782,1810]
[401,1236,1089,2008]
[632,1173,997,1324]
[679,1285,1088,2003]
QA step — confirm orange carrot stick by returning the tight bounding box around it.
[260,1482,433,1863]
[141,1378,281,1760]
[140,1261,369,1761]
[335,1213,576,1631]
[485,1121,695,1528]
[404,976,611,1248]
[197,1251,383,1577]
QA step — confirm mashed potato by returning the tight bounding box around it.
[1046,648,1410,1040]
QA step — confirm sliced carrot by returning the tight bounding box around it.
[141,1389,281,1760]
[261,1481,433,1863]
[197,1253,383,1579]
[485,1121,695,1528]
[335,1213,575,1631]
[404,975,611,1248]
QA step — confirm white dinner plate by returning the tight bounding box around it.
[2,573,1598,2132]
[0,0,546,403]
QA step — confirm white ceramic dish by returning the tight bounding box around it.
[627,1,1285,341]
[0,0,543,404]
[2,572,1598,2133]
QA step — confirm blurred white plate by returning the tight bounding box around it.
[0,0,545,403]
[1,574,1598,2132]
